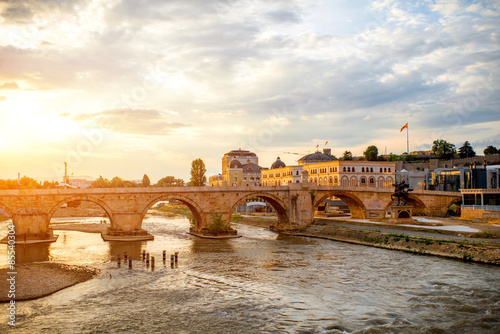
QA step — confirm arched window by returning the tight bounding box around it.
[380,168,383,172]
[384,168,387,172]
[352,167,355,172]
[388,168,391,172]
[360,177,367,184]
[348,167,351,172]
[370,167,373,172]
[343,167,346,172]
[362,167,365,172]
[334,176,338,185]
[329,176,333,184]
[296,180,300,183]
[369,177,375,185]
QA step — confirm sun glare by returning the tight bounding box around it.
[0,99,79,151]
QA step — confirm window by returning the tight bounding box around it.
[380,168,383,172]
[343,167,346,172]
[384,168,387,172]
[369,177,375,184]
[370,168,373,172]
[348,167,351,172]
[352,167,355,172]
[361,177,366,184]
[388,168,391,172]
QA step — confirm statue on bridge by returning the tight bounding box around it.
[391,181,413,205]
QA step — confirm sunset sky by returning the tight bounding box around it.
[0,0,499,183]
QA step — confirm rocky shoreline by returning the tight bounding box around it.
[237,217,500,266]
[0,263,99,302]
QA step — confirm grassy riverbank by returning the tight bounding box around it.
[238,217,500,266]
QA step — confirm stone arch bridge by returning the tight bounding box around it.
[0,184,460,242]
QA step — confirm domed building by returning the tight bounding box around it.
[209,149,263,186]
[261,147,396,188]
[271,157,286,169]
[298,149,336,165]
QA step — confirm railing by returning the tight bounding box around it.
[462,205,500,211]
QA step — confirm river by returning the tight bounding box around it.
[1,214,499,333]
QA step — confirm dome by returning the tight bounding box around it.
[271,157,286,169]
[298,151,335,164]
[229,159,242,168]
[226,149,257,157]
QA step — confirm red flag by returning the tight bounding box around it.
[315,144,319,148]
[325,141,328,145]
[400,123,408,132]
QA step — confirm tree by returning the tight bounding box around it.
[431,139,456,159]
[484,145,499,155]
[142,174,151,187]
[343,151,353,160]
[190,158,207,186]
[458,141,476,159]
[363,145,378,161]
[156,176,185,187]
[90,175,110,188]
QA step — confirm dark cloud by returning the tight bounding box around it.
[74,108,189,136]
[266,10,301,23]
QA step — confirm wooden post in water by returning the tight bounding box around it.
[170,255,174,269]
[146,253,150,267]
[142,250,146,261]
[151,256,155,270]
[117,254,121,267]
[163,250,166,262]
[129,257,132,269]
[174,252,178,266]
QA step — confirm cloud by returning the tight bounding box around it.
[0,82,19,89]
[73,108,189,136]
[0,96,6,102]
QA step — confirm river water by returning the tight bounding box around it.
[1,214,499,333]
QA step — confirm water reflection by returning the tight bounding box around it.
[14,243,50,263]
[108,241,146,261]
[0,215,499,334]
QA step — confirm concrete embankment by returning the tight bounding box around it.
[237,217,500,266]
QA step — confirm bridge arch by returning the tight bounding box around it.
[141,194,204,229]
[385,195,428,216]
[229,192,289,225]
[48,195,115,222]
[314,191,366,219]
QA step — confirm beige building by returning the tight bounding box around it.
[262,149,395,188]
[209,149,263,186]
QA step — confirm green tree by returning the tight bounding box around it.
[156,176,185,187]
[342,151,353,160]
[484,145,499,155]
[90,175,110,188]
[458,141,476,159]
[190,158,207,186]
[387,153,404,162]
[363,145,378,161]
[431,139,456,159]
[142,174,151,187]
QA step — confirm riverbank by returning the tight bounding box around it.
[237,217,500,265]
[0,263,99,302]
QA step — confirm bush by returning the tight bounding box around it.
[206,213,230,233]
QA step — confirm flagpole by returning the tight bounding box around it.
[407,122,409,155]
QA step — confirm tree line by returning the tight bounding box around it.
[0,177,59,190]
[0,158,208,190]
[339,141,499,162]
